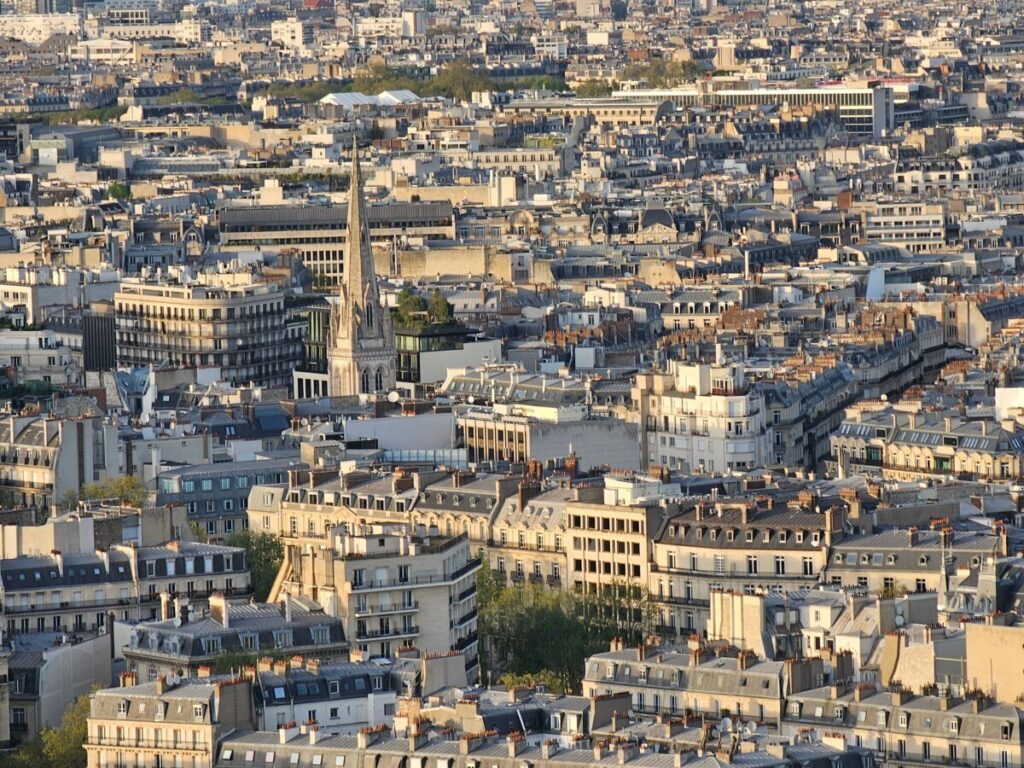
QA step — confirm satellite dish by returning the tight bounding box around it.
[172,616,182,627]
[387,390,400,403]
[895,614,905,626]
[745,721,758,735]
[467,395,475,404]
[881,393,888,401]
[300,418,309,426]
[720,717,733,734]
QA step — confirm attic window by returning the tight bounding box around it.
[919,556,929,566]
[834,554,843,564]
[860,554,870,564]
[778,532,788,543]
[887,555,896,565]
[726,530,734,542]
[795,532,804,543]
[745,530,755,543]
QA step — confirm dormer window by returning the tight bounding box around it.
[745,530,755,543]
[779,531,788,544]
[726,530,734,542]
[795,532,804,543]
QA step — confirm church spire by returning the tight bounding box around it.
[344,136,372,299]
[326,138,397,397]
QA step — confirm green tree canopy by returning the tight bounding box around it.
[427,291,454,324]
[476,564,654,692]
[40,692,90,768]
[106,181,130,201]
[226,530,284,601]
[622,58,703,87]
[62,475,149,511]
[574,79,614,98]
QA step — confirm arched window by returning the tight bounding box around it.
[360,368,370,393]
[365,302,373,328]
[375,367,384,392]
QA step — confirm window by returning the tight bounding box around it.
[746,555,758,575]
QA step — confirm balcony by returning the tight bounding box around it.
[453,608,477,628]
[546,574,562,587]
[349,558,481,592]
[3,597,135,614]
[656,595,711,608]
[487,538,565,554]
[353,602,418,617]
[454,633,478,651]
[88,738,205,751]
[354,626,419,642]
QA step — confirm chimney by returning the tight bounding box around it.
[998,524,1009,557]
[617,742,639,764]
[197,665,212,679]
[907,527,919,546]
[209,593,229,628]
[174,597,189,625]
[940,527,954,549]
[594,745,605,762]
[160,592,172,621]
[507,735,525,757]
[741,504,752,525]
[155,675,167,695]
[542,741,559,760]
[309,726,320,745]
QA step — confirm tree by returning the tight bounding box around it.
[500,670,568,695]
[393,288,429,329]
[106,181,130,201]
[622,59,703,87]
[427,291,454,324]
[227,530,283,601]
[476,564,654,693]
[427,60,494,102]
[40,691,91,768]
[62,475,149,511]
[575,79,614,98]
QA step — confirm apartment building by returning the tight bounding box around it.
[249,658,397,733]
[613,85,896,137]
[829,406,1024,482]
[0,514,250,637]
[782,687,1024,768]
[217,202,455,287]
[121,594,347,680]
[271,523,481,680]
[565,477,670,596]
[824,528,1003,595]
[859,200,948,253]
[894,140,1024,195]
[0,329,80,388]
[583,639,825,726]
[633,360,772,472]
[156,459,300,541]
[456,402,640,472]
[114,267,304,389]
[0,413,118,512]
[84,675,255,768]
[270,17,311,52]
[487,485,571,589]
[9,631,111,743]
[650,498,839,637]
[1,540,250,637]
